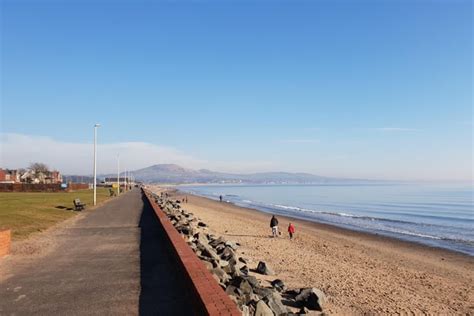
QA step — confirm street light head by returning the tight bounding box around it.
[94,123,101,127]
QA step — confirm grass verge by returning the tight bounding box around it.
[0,188,111,241]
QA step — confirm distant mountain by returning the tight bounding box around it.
[62,175,94,183]
[130,164,375,184]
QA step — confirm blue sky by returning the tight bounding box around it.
[1,0,472,180]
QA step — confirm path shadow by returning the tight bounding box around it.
[138,195,194,316]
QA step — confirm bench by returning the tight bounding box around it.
[73,199,86,211]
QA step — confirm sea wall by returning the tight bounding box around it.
[142,189,241,316]
[0,229,11,257]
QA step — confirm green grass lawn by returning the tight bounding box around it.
[0,188,111,240]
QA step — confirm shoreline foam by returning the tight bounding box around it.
[177,185,474,256]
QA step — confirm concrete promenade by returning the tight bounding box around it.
[0,189,193,315]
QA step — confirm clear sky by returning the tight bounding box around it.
[1,0,472,180]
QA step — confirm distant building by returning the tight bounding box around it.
[0,169,21,183]
[50,171,62,184]
[104,177,130,185]
[0,167,63,185]
[20,170,37,183]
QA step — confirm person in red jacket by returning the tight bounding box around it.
[288,222,295,240]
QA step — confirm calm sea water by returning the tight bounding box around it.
[178,184,474,256]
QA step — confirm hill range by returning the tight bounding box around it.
[127,164,377,184]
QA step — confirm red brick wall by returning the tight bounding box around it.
[142,189,241,316]
[0,183,63,192]
[0,229,11,257]
[67,183,89,191]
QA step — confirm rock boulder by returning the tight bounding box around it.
[255,300,274,316]
[271,279,286,292]
[256,261,274,275]
[295,288,326,311]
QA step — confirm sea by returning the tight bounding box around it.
[177,183,474,256]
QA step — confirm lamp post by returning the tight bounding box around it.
[117,155,120,195]
[93,124,101,206]
[124,169,127,192]
[126,170,129,191]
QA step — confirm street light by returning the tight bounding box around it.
[117,155,120,195]
[93,123,101,206]
[126,169,129,191]
[124,169,127,192]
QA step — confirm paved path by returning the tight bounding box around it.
[0,189,193,315]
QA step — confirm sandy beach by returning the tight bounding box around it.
[154,187,474,315]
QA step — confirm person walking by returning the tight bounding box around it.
[288,222,295,240]
[219,195,223,202]
[270,215,279,237]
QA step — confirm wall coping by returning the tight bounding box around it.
[0,229,11,258]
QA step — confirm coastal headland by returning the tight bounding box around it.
[153,186,474,315]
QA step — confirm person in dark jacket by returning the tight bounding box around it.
[270,215,279,237]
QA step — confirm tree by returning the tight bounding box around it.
[29,162,50,174]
